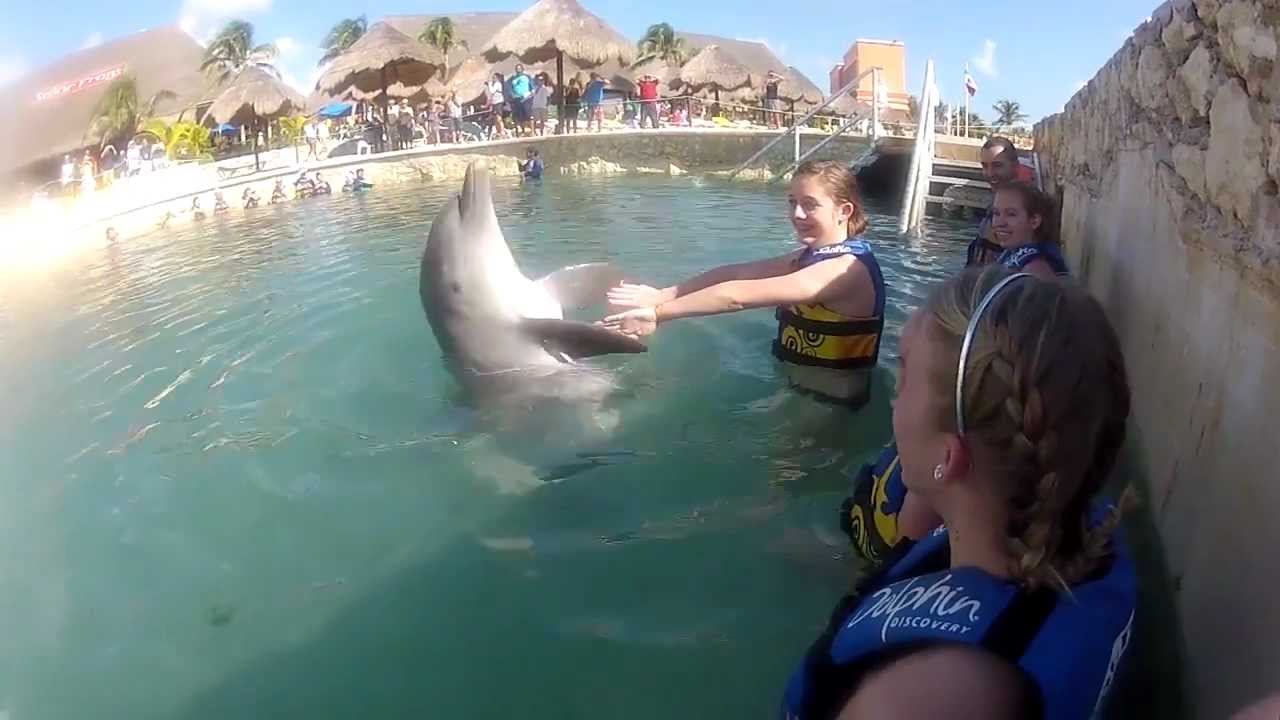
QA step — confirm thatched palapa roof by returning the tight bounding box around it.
[207,67,307,125]
[674,33,821,103]
[779,66,823,105]
[678,44,752,96]
[317,22,441,96]
[384,12,517,74]
[0,25,211,178]
[677,33,787,80]
[485,0,635,67]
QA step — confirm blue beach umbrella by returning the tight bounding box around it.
[318,102,353,118]
[216,123,239,134]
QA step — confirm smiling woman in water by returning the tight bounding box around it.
[601,160,886,408]
[781,267,1137,720]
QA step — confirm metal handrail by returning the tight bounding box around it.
[727,67,877,179]
[772,109,870,180]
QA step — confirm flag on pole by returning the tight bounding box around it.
[964,64,979,96]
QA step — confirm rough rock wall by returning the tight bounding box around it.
[1034,1,1280,717]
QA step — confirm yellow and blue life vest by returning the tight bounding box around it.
[781,515,1137,720]
[772,238,886,371]
[998,241,1071,276]
[839,442,908,565]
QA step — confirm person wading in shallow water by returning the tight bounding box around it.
[601,160,885,408]
[781,267,1138,720]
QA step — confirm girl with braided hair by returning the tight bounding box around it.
[783,266,1137,720]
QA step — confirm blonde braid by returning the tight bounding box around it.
[927,267,1132,592]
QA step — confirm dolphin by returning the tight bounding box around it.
[419,161,646,403]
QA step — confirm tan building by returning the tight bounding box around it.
[829,39,911,119]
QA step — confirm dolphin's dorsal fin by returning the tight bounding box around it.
[518,318,647,359]
[534,263,625,310]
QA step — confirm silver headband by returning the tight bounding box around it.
[954,272,1033,437]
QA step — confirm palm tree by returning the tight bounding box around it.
[635,22,688,66]
[138,119,214,161]
[278,115,307,163]
[201,20,278,85]
[991,99,1028,130]
[419,17,468,75]
[319,15,367,67]
[86,75,176,150]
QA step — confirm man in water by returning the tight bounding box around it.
[520,148,544,180]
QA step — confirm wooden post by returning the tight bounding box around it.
[252,112,261,171]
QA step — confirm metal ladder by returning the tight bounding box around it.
[727,67,882,180]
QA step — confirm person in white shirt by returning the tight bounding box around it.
[531,74,551,136]
[304,121,320,160]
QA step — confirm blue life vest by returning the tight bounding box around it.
[772,238,886,371]
[966,205,1003,267]
[781,520,1136,720]
[840,442,909,564]
[998,242,1070,276]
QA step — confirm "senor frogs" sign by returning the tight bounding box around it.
[35,65,126,103]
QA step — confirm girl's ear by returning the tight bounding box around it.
[840,201,855,224]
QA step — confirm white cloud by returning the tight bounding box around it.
[274,36,297,56]
[971,39,997,78]
[0,56,25,87]
[81,32,104,50]
[177,0,273,44]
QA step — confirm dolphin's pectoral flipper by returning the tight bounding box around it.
[535,263,626,309]
[518,318,647,359]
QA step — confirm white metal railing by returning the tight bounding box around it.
[727,66,881,179]
[898,60,938,234]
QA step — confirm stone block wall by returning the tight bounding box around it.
[1034,1,1280,716]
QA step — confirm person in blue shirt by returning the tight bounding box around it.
[520,147,544,180]
[507,64,534,137]
[583,72,608,133]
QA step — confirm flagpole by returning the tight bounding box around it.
[963,64,970,138]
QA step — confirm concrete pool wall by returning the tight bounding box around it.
[12,128,875,250]
[1034,1,1280,716]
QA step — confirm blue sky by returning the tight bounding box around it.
[0,0,1160,121]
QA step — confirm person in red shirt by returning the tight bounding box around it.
[637,74,661,129]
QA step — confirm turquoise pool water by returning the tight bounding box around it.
[0,175,973,718]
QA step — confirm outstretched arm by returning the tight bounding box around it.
[600,255,859,336]
[608,251,801,308]
[656,255,854,321]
